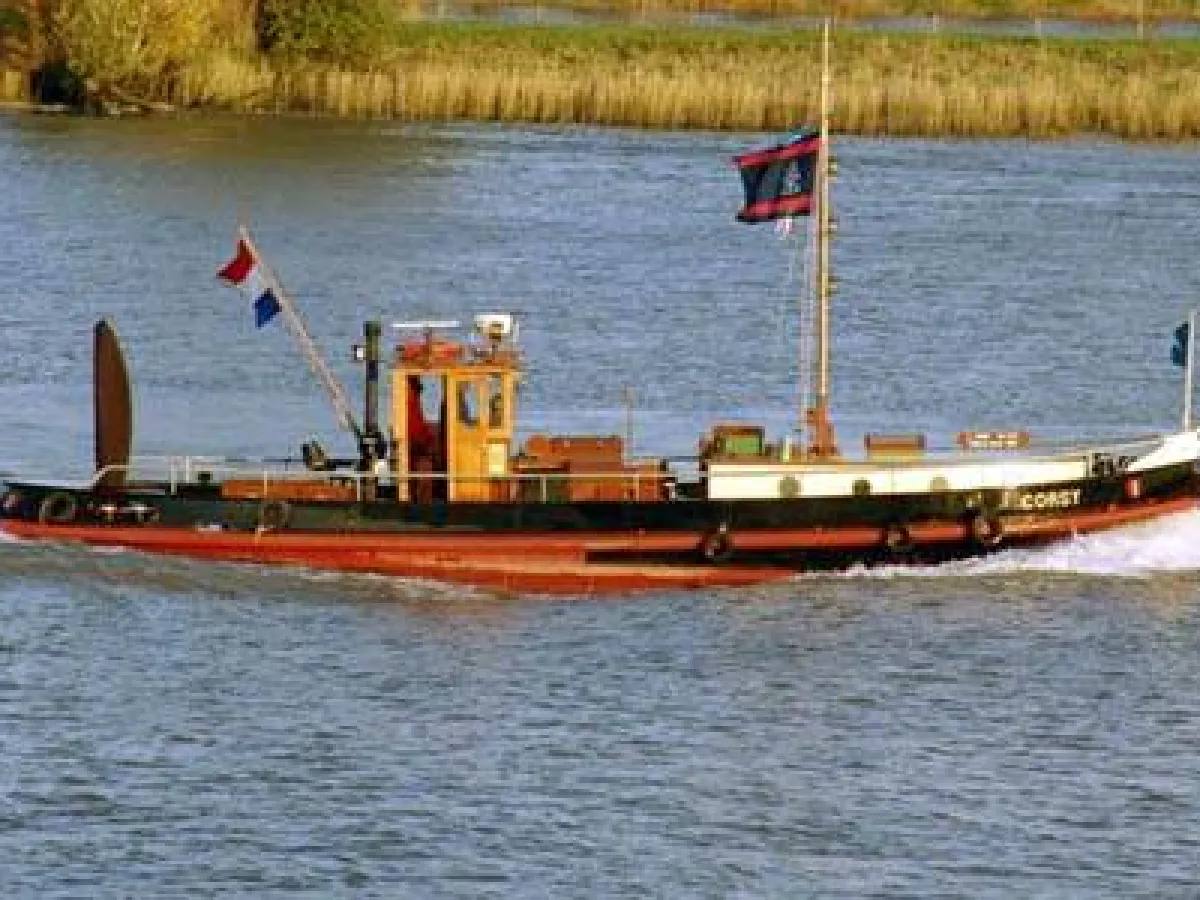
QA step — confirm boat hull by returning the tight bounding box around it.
[2,473,1196,594]
[0,519,796,593]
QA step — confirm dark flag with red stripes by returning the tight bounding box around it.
[733,130,821,223]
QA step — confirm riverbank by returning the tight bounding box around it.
[6,23,1200,139]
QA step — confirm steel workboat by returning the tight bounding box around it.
[2,25,1196,594]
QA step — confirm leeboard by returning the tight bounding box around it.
[93,319,132,490]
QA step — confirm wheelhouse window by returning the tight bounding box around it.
[457,381,479,427]
[487,374,504,429]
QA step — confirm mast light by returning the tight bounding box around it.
[474,313,516,342]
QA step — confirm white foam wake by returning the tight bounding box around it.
[848,510,1200,580]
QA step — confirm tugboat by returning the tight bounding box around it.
[2,25,1197,594]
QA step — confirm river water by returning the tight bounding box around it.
[1,114,1200,895]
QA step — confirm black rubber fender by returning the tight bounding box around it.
[698,528,734,564]
[883,523,914,554]
[37,491,78,525]
[970,513,1004,548]
[257,500,290,532]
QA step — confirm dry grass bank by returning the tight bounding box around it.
[163,25,1200,139]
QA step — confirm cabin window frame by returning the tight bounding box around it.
[457,379,480,429]
[487,373,504,430]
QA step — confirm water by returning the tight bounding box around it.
[427,5,1198,41]
[2,114,1200,895]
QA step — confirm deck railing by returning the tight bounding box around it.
[88,455,675,503]
[82,430,1173,500]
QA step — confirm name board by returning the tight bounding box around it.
[1002,488,1082,511]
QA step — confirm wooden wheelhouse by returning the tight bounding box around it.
[386,315,669,505]
[389,316,520,503]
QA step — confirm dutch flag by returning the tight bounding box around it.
[217,237,283,328]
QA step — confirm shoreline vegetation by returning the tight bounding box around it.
[2,2,1200,139]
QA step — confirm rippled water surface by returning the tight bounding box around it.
[2,114,1200,895]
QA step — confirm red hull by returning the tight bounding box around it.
[2,494,1195,595]
[0,520,791,594]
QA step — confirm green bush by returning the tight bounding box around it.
[50,0,221,94]
[0,6,30,39]
[257,0,396,63]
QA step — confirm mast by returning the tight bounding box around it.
[806,18,837,457]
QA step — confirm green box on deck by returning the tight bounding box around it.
[710,424,765,458]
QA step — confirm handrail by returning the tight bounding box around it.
[87,456,673,499]
[82,429,1177,497]
[706,432,1167,465]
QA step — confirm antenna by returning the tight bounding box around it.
[622,386,636,456]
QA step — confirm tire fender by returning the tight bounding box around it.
[883,523,913,554]
[970,513,1004,548]
[38,491,78,525]
[257,500,290,532]
[699,528,734,564]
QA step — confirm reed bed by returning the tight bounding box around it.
[164,26,1200,140]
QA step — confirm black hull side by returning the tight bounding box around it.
[0,458,1195,591]
[4,460,1195,552]
[153,462,1199,533]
